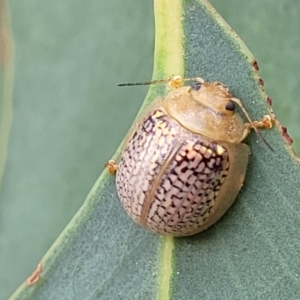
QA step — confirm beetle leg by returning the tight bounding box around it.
[238,114,274,143]
[168,75,205,89]
[168,75,184,88]
[105,160,118,174]
[253,114,274,129]
[238,123,252,142]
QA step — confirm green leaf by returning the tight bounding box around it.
[0,1,153,299]
[4,0,300,299]
[210,0,300,156]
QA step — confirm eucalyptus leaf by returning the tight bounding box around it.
[5,0,300,299]
[210,0,300,156]
[0,0,153,299]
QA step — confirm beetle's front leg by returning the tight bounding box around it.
[105,160,118,174]
[238,114,274,143]
[253,114,274,129]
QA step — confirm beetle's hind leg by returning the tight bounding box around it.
[105,160,118,174]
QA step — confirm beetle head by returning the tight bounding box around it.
[163,80,247,143]
[189,81,237,117]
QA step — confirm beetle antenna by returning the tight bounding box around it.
[117,75,205,87]
[117,79,170,87]
[231,98,273,152]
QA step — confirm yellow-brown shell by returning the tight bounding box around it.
[115,81,251,236]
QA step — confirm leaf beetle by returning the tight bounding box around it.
[107,76,273,236]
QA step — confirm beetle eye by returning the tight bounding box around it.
[225,101,235,111]
[192,82,202,91]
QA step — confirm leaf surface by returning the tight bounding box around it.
[6,1,300,299]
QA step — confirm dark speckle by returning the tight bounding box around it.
[258,77,264,86]
[252,60,259,71]
[281,126,293,145]
[266,96,273,106]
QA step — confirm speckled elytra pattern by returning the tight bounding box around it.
[116,109,229,236]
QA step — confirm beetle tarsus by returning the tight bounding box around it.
[105,160,118,174]
[253,114,274,129]
[247,114,274,151]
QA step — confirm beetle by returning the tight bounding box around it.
[106,76,273,237]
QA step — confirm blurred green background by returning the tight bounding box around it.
[0,0,299,298]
